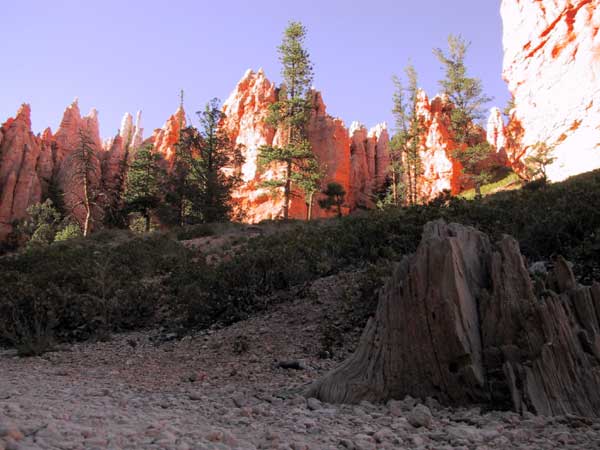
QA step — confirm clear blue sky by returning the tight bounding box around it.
[1,0,509,139]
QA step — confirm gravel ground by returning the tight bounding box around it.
[2,275,600,450]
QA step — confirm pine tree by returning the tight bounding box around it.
[20,200,62,247]
[434,35,493,197]
[160,91,202,226]
[66,129,100,236]
[295,158,322,220]
[161,125,204,226]
[390,63,423,206]
[161,96,244,226]
[195,98,244,223]
[258,21,320,220]
[524,142,556,182]
[125,143,166,231]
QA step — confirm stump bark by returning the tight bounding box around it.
[307,220,600,416]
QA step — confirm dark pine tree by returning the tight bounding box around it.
[125,143,166,231]
[258,21,320,220]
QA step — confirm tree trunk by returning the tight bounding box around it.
[82,176,91,237]
[144,213,151,232]
[307,220,600,417]
[406,165,412,205]
[412,169,418,205]
[391,171,398,206]
[475,182,482,198]
[83,208,91,237]
[306,192,314,221]
[282,160,292,220]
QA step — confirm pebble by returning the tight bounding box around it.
[407,404,433,428]
[1,316,599,450]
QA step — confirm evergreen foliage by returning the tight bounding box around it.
[434,34,494,197]
[21,200,62,248]
[161,124,205,226]
[125,143,166,231]
[258,21,320,219]
[296,158,323,220]
[4,169,600,350]
[161,98,243,226]
[524,142,556,182]
[390,63,424,206]
[101,143,129,230]
[194,98,244,223]
[15,199,80,248]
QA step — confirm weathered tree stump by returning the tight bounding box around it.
[307,220,600,416]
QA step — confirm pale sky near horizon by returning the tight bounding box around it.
[1,0,509,139]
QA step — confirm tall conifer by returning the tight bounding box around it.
[434,35,493,196]
[258,21,320,220]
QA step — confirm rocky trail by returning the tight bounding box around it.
[2,272,600,450]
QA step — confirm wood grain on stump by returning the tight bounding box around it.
[307,220,600,416]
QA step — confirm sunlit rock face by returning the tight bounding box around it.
[348,121,390,208]
[487,107,507,152]
[220,69,389,222]
[220,69,282,221]
[0,102,144,239]
[54,101,104,229]
[152,106,186,165]
[413,92,510,201]
[0,105,46,240]
[414,91,461,200]
[102,111,144,193]
[306,91,353,218]
[131,111,144,151]
[502,0,600,180]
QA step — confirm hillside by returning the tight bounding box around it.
[2,169,600,448]
[3,169,600,348]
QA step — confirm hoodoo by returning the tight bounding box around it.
[501,0,600,180]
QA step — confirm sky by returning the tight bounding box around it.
[1,0,510,139]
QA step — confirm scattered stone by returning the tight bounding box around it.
[1,268,600,450]
[306,397,322,411]
[0,425,23,442]
[408,404,433,428]
[189,392,203,401]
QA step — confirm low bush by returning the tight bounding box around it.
[2,169,600,353]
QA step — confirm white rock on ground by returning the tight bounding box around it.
[2,273,600,449]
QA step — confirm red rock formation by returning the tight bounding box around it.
[221,69,388,222]
[102,111,145,193]
[152,106,186,165]
[220,69,281,221]
[0,105,47,240]
[414,91,461,200]
[349,122,390,208]
[131,111,144,151]
[413,92,510,201]
[54,102,104,230]
[502,0,600,180]
[0,101,145,240]
[486,107,506,152]
[305,91,353,218]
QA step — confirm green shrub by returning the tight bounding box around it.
[175,223,216,240]
[54,223,82,242]
[0,285,57,356]
[0,232,189,349]
[3,169,600,350]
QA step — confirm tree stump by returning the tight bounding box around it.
[307,220,600,416]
